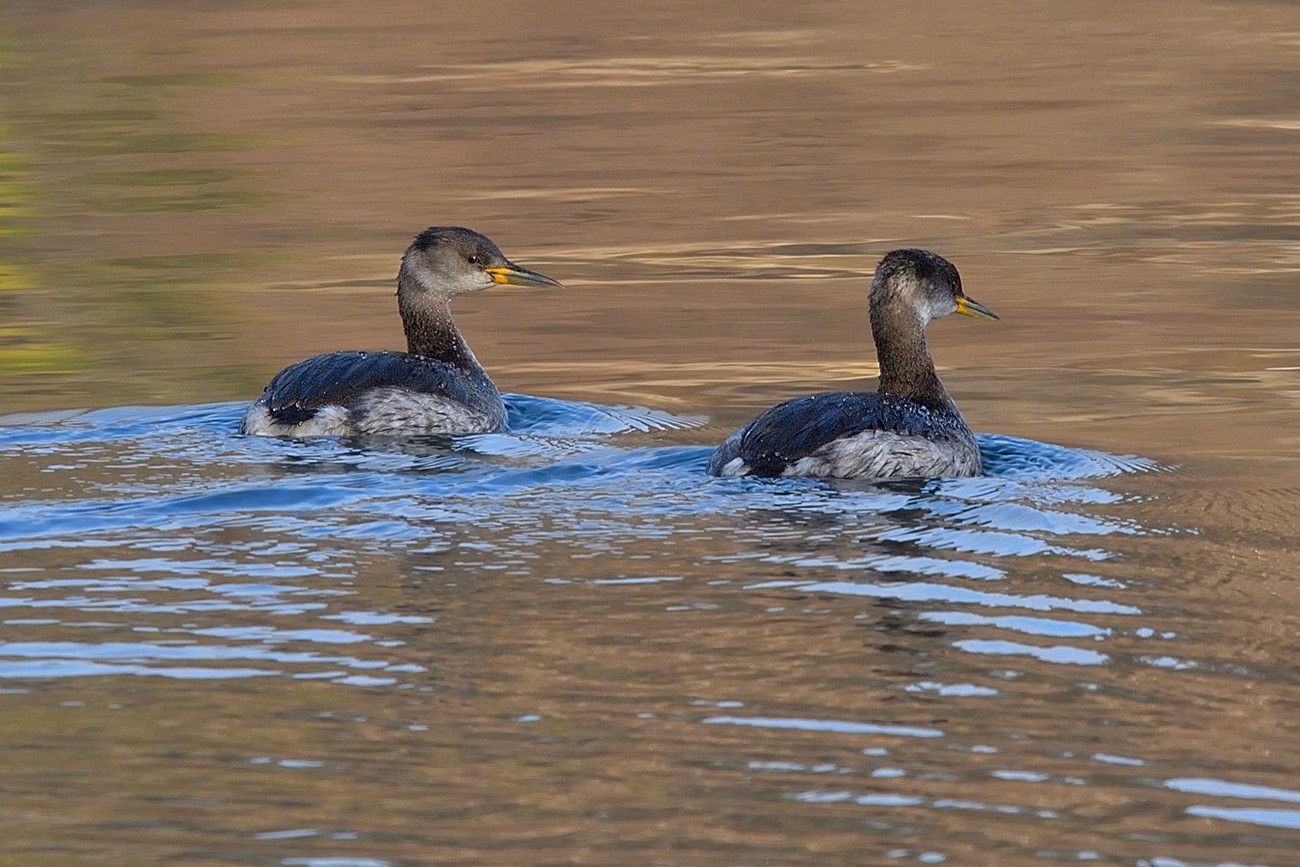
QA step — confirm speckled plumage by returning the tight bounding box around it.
[240,227,559,438]
[708,249,997,480]
[241,350,506,437]
[707,392,981,478]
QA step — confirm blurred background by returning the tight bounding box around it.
[3,2,1300,865]
[4,0,1298,463]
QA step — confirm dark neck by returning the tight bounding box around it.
[397,279,480,369]
[871,303,954,410]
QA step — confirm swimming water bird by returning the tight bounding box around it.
[240,227,561,437]
[707,248,998,480]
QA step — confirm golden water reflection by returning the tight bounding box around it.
[4,2,1300,862]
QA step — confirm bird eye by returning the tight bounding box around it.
[467,254,481,266]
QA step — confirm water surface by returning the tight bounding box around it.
[3,1,1300,864]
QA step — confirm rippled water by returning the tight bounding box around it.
[4,398,1294,864]
[5,0,1300,864]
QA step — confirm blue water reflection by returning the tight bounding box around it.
[9,394,1289,860]
[0,393,1159,689]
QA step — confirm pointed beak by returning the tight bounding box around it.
[484,263,563,289]
[956,295,999,321]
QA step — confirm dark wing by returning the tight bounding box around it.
[714,391,936,476]
[258,351,479,425]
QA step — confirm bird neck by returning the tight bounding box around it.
[871,304,954,410]
[397,284,482,371]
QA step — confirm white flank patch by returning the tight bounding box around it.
[786,430,980,480]
[240,403,352,437]
[715,456,750,477]
[353,387,501,434]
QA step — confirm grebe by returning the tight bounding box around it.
[240,226,561,437]
[708,249,997,480]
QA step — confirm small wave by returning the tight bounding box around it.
[977,433,1160,480]
[504,393,706,435]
